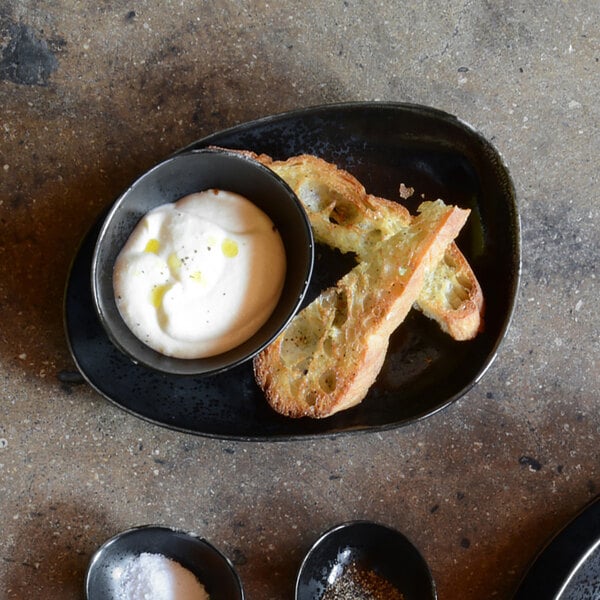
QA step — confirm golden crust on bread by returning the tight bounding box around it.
[220,148,485,417]
[253,200,470,418]
[257,153,484,340]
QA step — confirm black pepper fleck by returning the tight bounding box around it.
[321,562,404,600]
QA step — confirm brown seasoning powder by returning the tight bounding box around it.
[321,562,405,600]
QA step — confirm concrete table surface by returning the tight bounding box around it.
[0,1,598,598]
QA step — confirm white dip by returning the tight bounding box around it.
[113,190,286,358]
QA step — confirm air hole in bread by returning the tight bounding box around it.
[328,196,360,225]
[449,287,470,309]
[364,228,383,249]
[332,290,349,328]
[305,390,318,406]
[456,273,472,290]
[444,253,458,269]
[319,369,337,393]
[295,357,311,373]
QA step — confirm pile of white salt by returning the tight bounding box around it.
[113,552,209,600]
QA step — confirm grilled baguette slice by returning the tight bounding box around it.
[259,153,484,340]
[254,200,470,418]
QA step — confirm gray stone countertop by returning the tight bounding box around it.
[0,1,598,598]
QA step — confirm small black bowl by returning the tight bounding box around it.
[91,148,313,376]
[85,525,244,600]
[296,521,437,600]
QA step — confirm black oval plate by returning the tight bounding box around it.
[64,102,520,440]
[513,496,600,599]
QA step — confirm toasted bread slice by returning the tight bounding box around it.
[254,200,470,418]
[260,154,484,340]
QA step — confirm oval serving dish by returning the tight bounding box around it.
[65,101,520,440]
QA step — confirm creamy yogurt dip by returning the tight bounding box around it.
[113,190,286,359]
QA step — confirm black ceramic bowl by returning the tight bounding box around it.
[91,148,314,376]
[296,521,437,600]
[85,525,244,600]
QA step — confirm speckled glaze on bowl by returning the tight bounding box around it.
[85,525,244,600]
[295,521,437,600]
[91,147,314,376]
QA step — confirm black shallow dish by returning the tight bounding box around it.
[295,521,436,599]
[91,148,313,376]
[64,101,520,440]
[514,496,600,599]
[85,525,244,599]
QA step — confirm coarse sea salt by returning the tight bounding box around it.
[113,552,209,600]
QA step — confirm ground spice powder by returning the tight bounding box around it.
[321,561,405,600]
